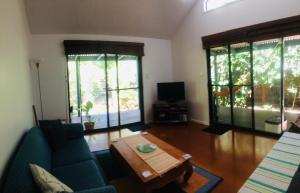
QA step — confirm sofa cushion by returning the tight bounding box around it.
[30,164,73,193]
[39,120,68,151]
[63,123,84,139]
[52,138,93,167]
[52,160,106,191]
[2,127,52,193]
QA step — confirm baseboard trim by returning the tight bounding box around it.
[190,119,209,126]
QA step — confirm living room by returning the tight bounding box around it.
[1,0,300,193]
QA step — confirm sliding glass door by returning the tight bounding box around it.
[283,36,300,130]
[210,47,231,125]
[209,44,253,129]
[208,35,300,134]
[118,55,141,125]
[231,43,253,129]
[253,39,282,133]
[68,54,143,131]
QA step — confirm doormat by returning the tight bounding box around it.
[111,164,222,193]
[127,124,151,132]
[203,126,231,135]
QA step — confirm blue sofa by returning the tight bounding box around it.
[1,124,123,193]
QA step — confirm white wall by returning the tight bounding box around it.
[0,0,33,175]
[30,35,173,123]
[172,0,300,125]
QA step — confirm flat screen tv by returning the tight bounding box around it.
[157,82,185,101]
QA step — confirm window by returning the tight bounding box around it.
[68,54,143,131]
[204,0,240,12]
[203,15,300,134]
[253,39,281,132]
[64,40,144,132]
[207,36,300,134]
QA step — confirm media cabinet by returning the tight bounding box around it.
[153,101,188,123]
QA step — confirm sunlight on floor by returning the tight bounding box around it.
[84,128,141,152]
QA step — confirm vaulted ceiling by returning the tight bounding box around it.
[24,0,198,39]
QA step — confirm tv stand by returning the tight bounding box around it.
[153,101,188,123]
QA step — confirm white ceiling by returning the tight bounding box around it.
[24,0,198,39]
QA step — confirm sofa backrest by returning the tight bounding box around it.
[2,127,52,193]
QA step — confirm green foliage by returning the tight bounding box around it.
[82,101,94,123]
[211,40,300,110]
[231,51,250,85]
[68,54,140,124]
[210,53,229,85]
[253,42,281,87]
[82,101,93,113]
[284,44,300,109]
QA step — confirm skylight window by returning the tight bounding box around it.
[204,0,240,12]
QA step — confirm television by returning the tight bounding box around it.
[157,82,185,101]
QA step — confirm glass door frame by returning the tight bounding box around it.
[207,39,286,134]
[209,46,232,126]
[66,53,145,133]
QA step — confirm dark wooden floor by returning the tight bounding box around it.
[85,122,278,193]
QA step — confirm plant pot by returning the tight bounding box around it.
[84,122,95,130]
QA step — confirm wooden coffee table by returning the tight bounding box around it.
[110,132,193,193]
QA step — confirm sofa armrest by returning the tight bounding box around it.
[63,123,84,139]
[74,186,117,193]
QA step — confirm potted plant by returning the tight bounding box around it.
[82,101,95,130]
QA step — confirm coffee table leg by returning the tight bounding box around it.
[183,162,193,184]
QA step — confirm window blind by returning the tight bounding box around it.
[202,15,300,49]
[63,40,145,56]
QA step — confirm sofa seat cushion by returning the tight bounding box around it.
[39,120,68,151]
[52,138,93,167]
[52,160,106,191]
